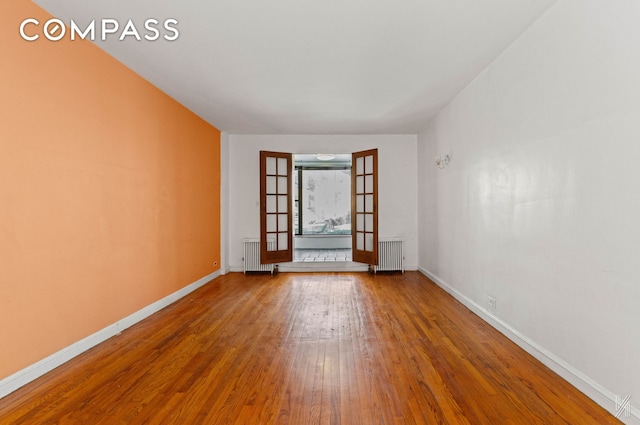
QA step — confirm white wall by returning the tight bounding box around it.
[220,132,230,274]
[294,236,351,250]
[227,134,418,272]
[418,0,640,421]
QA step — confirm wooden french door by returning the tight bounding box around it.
[260,151,293,264]
[351,149,378,265]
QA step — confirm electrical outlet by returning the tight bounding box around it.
[488,296,497,309]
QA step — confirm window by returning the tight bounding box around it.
[294,167,351,235]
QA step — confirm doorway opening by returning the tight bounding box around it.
[260,149,377,269]
[293,154,352,263]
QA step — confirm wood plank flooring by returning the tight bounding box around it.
[0,272,621,424]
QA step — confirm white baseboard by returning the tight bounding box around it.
[0,270,221,400]
[417,267,639,425]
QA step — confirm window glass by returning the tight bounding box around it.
[294,168,351,235]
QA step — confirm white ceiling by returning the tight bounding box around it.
[35,0,557,134]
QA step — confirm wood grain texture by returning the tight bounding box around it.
[0,272,620,424]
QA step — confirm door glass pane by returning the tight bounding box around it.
[365,155,373,174]
[365,175,373,193]
[267,176,276,194]
[266,195,276,213]
[278,214,288,232]
[278,195,288,213]
[365,214,373,232]
[356,175,364,194]
[356,214,364,232]
[278,176,288,194]
[278,233,288,250]
[365,233,374,251]
[356,233,364,250]
[266,235,276,251]
[356,157,364,174]
[267,214,277,232]
[365,195,373,213]
[277,158,288,176]
[266,157,276,175]
[356,195,364,212]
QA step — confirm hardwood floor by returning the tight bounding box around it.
[0,272,620,424]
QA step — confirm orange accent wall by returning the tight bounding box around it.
[0,2,220,379]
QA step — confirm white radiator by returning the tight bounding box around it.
[243,239,274,273]
[376,239,404,272]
